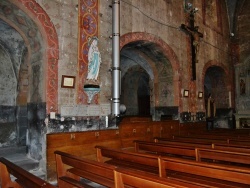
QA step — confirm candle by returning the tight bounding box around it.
[229,91,231,108]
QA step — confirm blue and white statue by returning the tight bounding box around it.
[87,36,101,81]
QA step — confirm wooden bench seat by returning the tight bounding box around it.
[54,150,116,188]
[172,135,229,144]
[154,137,212,148]
[195,147,250,166]
[95,145,159,174]
[228,139,250,145]
[213,143,250,153]
[175,135,250,145]
[155,137,250,152]
[135,140,250,167]
[134,140,196,158]
[0,157,55,188]
[114,167,201,188]
[159,156,250,188]
[183,133,250,141]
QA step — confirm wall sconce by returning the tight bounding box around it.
[183,90,189,97]
[198,91,203,99]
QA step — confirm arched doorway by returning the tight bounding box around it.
[204,65,232,128]
[0,0,59,160]
[120,38,178,119]
[121,65,150,116]
[204,66,228,109]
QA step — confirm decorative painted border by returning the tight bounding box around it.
[18,0,59,113]
[77,0,99,104]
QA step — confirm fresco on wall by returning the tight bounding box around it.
[157,63,174,106]
[78,0,99,104]
[0,47,17,106]
[236,60,250,111]
[203,0,222,32]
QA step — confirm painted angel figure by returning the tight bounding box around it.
[87,36,101,81]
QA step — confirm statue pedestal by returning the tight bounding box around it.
[84,85,100,104]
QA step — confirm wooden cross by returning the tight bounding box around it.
[181,11,203,80]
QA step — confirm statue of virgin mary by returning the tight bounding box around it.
[86,36,101,81]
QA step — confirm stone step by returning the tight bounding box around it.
[0,146,45,180]
[0,146,27,157]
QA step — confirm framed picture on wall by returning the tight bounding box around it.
[61,75,76,88]
[183,90,189,97]
[198,92,203,98]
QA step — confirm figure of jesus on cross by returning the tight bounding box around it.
[181,24,203,64]
[181,24,203,62]
[180,10,203,80]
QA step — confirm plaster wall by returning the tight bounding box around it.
[35,0,231,113]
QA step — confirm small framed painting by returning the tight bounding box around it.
[198,91,203,98]
[61,75,75,88]
[183,90,189,97]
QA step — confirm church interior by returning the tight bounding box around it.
[0,0,250,187]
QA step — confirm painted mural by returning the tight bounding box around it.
[78,0,99,104]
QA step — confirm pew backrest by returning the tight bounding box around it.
[0,157,55,188]
[172,135,229,144]
[195,147,250,165]
[114,167,201,188]
[54,150,116,188]
[95,145,159,173]
[213,143,250,153]
[154,137,212,148]
[158,156,250,186]
[134,140,196,158]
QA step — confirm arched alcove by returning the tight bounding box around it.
[121,65,150,116]
[120,37,178,120]
[0,0,59,161]
[204,65,232,128]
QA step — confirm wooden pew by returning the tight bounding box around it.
[158,156,250,188]
[114,167,201,188]
[213,143,250,153]
[186,132,250,140]
[155,136,250,152]
[95,145,159,174]
[172,135,229,144]
[229,139,250,146]
[188,129,250,137]
[134,140,196,158]
[135,140,250,167]
[195,147,250,166]
[0,157,55,188]
[54,150,116,188]
[154,137,212,148]
[173,134,250,148]
[175,134,250,144]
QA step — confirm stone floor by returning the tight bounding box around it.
[0,146,45,182]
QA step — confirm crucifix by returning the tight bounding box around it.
[181,9,203,80]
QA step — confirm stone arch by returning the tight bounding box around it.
[120,32,181,105]
[202,60,230,89]
[2,0,59,113]
[202,60,231,108]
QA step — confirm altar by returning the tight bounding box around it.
[235,111,250,129]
